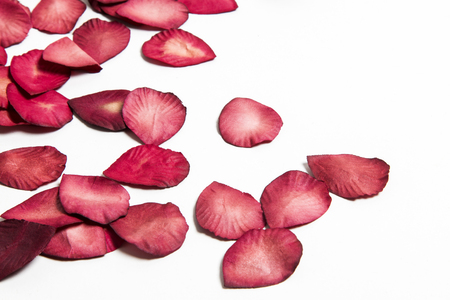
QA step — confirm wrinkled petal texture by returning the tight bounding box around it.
[0,0,31,48]
[223,228,302,288]
[116,0,188,29]
[42,222,107,259]
[59,174,130,224]
[0,146,66,190]
[307,154,390,199]
[7,83,73,128]
[177,0,237,14]
[10,49,71,95]
[103,144,189,188]
[1,187,82,228]
[219,97,283,148]
[0,219,55,281]
[110,202,188,257]
[260,170,332,228]
[73,18,130,64]
[31,0,86,34]
[122,87,186,145]
[196,181,265,239]
[142,29,216,67]
[69,89,129,131]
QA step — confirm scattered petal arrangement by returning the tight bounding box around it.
[0,0,390,289]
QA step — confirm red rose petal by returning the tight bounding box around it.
[31,0,86,34]
[0,219,55,281]
[103,144,190,188]
[196,181,265,240]
[142,29,216,67]
[307,154,390,200]
[1,187,82,228]
[43,37,102,73]
[10,49,71,95]
[260,170,332,228]
[116,0,188,30]
[110,202,189,257]
[7,83,73,128]
[0,146,67,191]
[122,87,186,145]
[72,18,131,64]
[59,174,130,224]
[0,0,32,48]
[42,222,108,259]
[177,0,237,14]
[68,89,129,131]
[223,228,303,288]
[219,97,283,148]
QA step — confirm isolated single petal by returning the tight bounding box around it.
[219,97,283,148]
[307,154,390,200]
[223,228,302,288]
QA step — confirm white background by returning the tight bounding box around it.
[1,0,450,299]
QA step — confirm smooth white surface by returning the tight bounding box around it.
[1,0,450,299]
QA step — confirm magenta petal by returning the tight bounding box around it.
[0,0,32,48]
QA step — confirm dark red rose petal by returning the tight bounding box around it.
[0,219,55,281]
